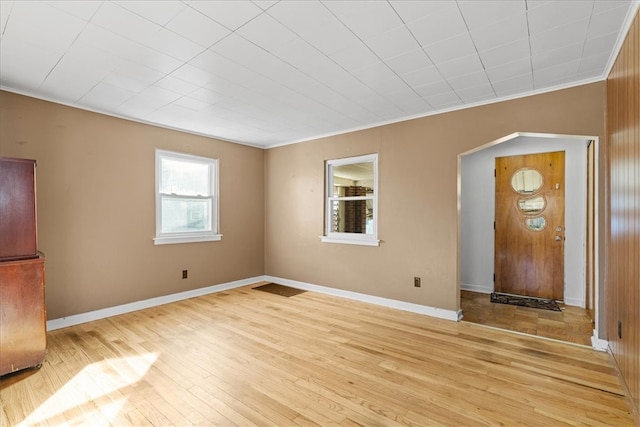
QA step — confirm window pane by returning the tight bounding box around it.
[161,158,210,196]
[161,197,211,233]
[332,162,374,194]
[331,199,373,234]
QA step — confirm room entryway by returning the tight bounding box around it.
[461,290,593,346]
[459,133,599,347]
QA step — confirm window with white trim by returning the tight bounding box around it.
[154,150,221,245]
[321,153,379,246]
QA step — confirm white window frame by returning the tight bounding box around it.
[154,149,222,245]
[321,153,379,247]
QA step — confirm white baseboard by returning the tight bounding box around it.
[460,283,493,294]
[591,329,609,352]
[563,297,585,308]
[47,274,465,331]
[265,275,462,322]
[46,276,264,331]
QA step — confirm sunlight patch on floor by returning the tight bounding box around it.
[19,353,157,426]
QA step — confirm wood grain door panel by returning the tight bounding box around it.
[495,151,565,300]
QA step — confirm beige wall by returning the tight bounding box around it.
[265,82,606,311]
[0,82,606,319]
[0,91,265,319]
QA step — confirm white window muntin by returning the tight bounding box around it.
[322,153,379,246]
[154,149,221,245]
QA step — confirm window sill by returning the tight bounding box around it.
[320,236,380,247]
[154,234,223,245]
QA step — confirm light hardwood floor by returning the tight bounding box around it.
[460,290,595,346]
[1,283,634,426]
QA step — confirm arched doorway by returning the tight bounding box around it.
[458,132,600,347]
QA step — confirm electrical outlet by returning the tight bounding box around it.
[182,270,188,279]
[414,277,421,287]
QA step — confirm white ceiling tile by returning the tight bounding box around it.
[1,1,14,34]
[267,1,345,53]
[3,1,86,54]
[425,33,477,64]
[456,84,496,103]
[588,3,633,38]
[324,1,404,40]
[118,90,175,118]
[593,0,631,14]
[583,32,619,57]
[532,43,583,71]
[423,90,462,108]
[140,85,184,106]
[579,52,610,74]
[189,1,263,31]
[0,37,61,89]
[210,33,268,68]
[189,87,229,105]
[330,43,380,72]
[437,54,484,79]
[253,1,279,11]
[485,57,532,82]
[407,4,468,46]
[170,63,215,87]
[77,81,135,111]
[94,4,201,62]
[457,0,526,31]
[492,73,534,97]
[383,89,430,113]
[0,0,634,147]
[364,26,420,60]
[40,43,122,101]
[91,2,161,46]
[390,1,453,25]
[447,71,490,92]
[170,95,210,112]
[166,7,230,47]
[373,76,412,98]
[528,1,595,35]
[45,1,102,21]
[399,65,444,87]
[356,93,403,118]
[530,18,590,56]
[478,37,530,69]
[148,28,204,62]
[104,62,165,92]
[77,24,182,74]
[236,12,298,52]
[414,80,452,98]
[114,1,187,26]
[385,49,434,76]
[469,13,529,52]
[154,75,199,96]
[296,18,362,57]
[534,59,581,87]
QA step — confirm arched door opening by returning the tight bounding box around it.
[458,132,599,347]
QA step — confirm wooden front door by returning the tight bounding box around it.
[494,151,565,300]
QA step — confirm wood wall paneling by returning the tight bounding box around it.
[606,9,640,422]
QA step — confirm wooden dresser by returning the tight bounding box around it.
[0,157,46,376]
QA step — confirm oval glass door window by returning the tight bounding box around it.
[511,168,543,194]
[518,196,546,215]
[525,216,547,231]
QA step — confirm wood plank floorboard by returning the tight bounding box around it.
[461,290,594,346]
[1,283,634,426]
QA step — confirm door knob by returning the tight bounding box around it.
[555,236,563,241]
